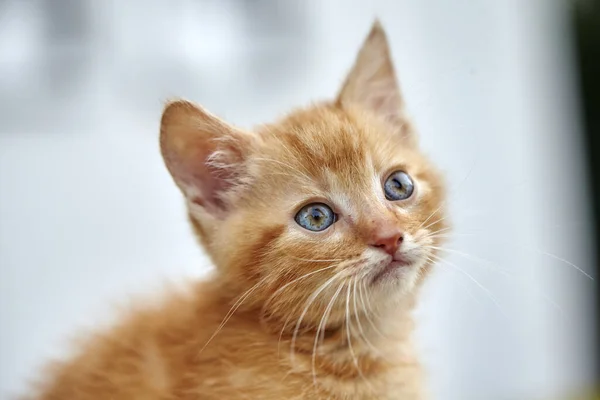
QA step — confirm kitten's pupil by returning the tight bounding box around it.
[295,203,335,231]
[309,208,326,229]
[384,171,414,201]
[391,178,407,196]
[311,209,323,221]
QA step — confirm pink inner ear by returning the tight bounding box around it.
[171,140,242,216]
[160,100,250,217]
[188,163,233,213]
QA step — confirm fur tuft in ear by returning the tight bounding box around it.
[337,20,413,141]
[160,100,253,218]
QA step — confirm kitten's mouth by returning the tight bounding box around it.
[371,254,413,284]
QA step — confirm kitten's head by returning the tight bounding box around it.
[160,22,446,324]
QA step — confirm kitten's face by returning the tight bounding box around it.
[225,106,445,297]
[160,22,446,325]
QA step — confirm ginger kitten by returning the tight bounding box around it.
[27,21,447,400]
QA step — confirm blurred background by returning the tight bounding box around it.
[0,0,598,399]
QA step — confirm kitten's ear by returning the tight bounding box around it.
[160,100,253,217]
[336,21,409,136]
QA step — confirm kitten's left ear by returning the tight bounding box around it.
[160,100,254,219]
[336,20,413,141]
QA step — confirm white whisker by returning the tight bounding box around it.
[426,246,511,276]
[421,214,450,232]
[533,248,594,281]
[252,157,313,182]
[290,272,342,366]
[416,203,444,231]
[289,256,344,263]
[200,275,268,354]
[358,280,387,339]
[311,281,345,387]
[265,263,339,310]
[345,279,374,392]
[421,226,452,238]
[352,278,387,358]
[430,253,507,318]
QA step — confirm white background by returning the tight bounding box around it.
[0,1,595,399]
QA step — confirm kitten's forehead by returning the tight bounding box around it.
[258,105,404,190]
[247,104,437,224]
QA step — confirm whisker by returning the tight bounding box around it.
[290,272,342,366]
[270,138,315,177]
[532,248,594,281]
[426,246,512,276]
[427,229,595,282]
[264,263,339,310]
[416,154,478,234]
[421,214,450,232]
[277,313,294,358]
[199,275,268,354]
[289,256,344,263]
[264,171,313,181]
[345,279,374,391]
[424,233,475,242]
[427,253,565,317]
[427,255,482,305]
[273,262,352,359]
[351,278,387,359]
[420,226,452,238]
[311,281,345,387]
[252,157,313,182]
[429,253,507,318]
[431,243,594,297]
[416,203,444,231]
[358,280,388,339]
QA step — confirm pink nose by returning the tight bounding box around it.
[370,230,403,256]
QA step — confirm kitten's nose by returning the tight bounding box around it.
[369,229,403,256]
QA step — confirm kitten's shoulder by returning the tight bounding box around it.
[26,278,218,400]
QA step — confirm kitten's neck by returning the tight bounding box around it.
[211,276,419,364]
[261,294,418,364]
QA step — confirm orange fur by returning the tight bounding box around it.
[25,21,447,400]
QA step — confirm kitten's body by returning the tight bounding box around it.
[32,280,421,399]
[26,22,446,400]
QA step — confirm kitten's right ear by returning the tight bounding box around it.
[336,20,414,143]
[160,100,253,218]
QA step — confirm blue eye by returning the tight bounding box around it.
[384,171,414,201]
[295,203,336,232]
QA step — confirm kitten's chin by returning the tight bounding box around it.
[371,260,411,284]
[369,252,425,291]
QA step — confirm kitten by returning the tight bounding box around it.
[27,21,447,400]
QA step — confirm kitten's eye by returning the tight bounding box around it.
[384,171,414,201]
[295,203,336,232]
